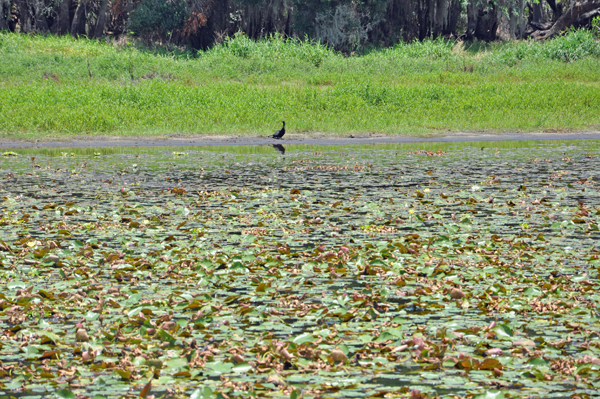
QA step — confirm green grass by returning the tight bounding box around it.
[1,31,600,139]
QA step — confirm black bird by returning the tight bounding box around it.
[271,121,285,139]
[272,144,285,155]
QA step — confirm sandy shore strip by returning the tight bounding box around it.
[1,131,600,148]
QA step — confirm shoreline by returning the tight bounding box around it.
[1,131,600,148]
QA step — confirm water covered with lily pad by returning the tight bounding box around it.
[1,141,600,399]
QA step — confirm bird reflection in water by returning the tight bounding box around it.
[272,144,285,155]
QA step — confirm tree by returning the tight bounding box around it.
[2,0,599,46]
[94,0,109,37]
[33,0,49,32]
[292,0,391,50]
[58,0,72,34]
[70,0,89,36]
[0,0,11,31]
[129,0,190,42]
[531,1,600,39]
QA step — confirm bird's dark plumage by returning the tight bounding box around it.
[272,144,285,155]
[272,121,285,139]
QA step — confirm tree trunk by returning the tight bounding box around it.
[432,0,448,37]
[417,0,430,39]
[17,0,32,32]
[465,0,499,41]
[532,1,544,24]
[508,0,527,38]
[70,0,87,36]
[0,0,9,31]
[531,1,600,39]
[59,0,71,34]
[445,0,461,36]
[546,0,563,19]
[94,0,108,38]
[474,2,498,41]
[466,1,477,39]
[34,0,49,32]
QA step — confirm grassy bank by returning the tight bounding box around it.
[1,31,600,139]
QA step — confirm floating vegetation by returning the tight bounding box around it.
[407,150,447,157]
[0,142,599,398]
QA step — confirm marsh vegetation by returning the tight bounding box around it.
[1,31,600,139]
[1,141,600,397]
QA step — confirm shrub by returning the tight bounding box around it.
[390,37,453,59]
[592,16,600,36]
[543,28,600,62]
[224,31,255,58]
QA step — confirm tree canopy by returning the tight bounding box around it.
[0,0,599,49]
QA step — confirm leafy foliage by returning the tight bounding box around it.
[292,0,391,50]
[129,0,190,39]
[542,28,600,62]
[593,16,600,35]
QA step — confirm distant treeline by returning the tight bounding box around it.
[1,0,599,50]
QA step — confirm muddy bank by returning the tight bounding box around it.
[2,131,600,148]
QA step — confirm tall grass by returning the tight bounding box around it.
[0,31,599,139]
